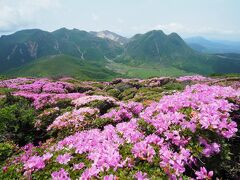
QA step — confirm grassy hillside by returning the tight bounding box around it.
[4,54,121,81]
[106,60,192,78]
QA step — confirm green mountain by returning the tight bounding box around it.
[119,30,194,64]
[52,28,123,60]
[0,28,240,79]
[4,54,121,81]
[0,28,123,72]
[0,29,59,72]
[115,30,240,75]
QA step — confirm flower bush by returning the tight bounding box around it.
[0,76,239,179]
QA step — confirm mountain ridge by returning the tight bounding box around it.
[0,28,240,79]
[185,36,240,53]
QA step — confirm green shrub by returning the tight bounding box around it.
[92,118,114,129]
[162,82,185,91]
[0,94,36,145]
[0,142,16,163]
[107,88,121,99]
[120,88,137,100]
[88,100,116,114]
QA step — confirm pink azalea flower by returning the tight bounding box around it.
[195,167,213,180]
[56,153,73,164]
[134,171,149,180]
[73,162,85,170]
[103,174,117,180]
[51,168,71,180]
[24,156,45,171]
[42,152,53,161]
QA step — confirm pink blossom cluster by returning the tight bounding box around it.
[195,167,213,180]
[51,168,71,180]
[72,95,117,107]
[23,150,53,174]
[199,137,220,157]
[0,78,74,93]
[134,171,149,180]
[176,75,212,82]
[103,174,118,180]
[140,84,239,139]
[53,126,124,179]
[15,91,84,109]
[4,83,239,179]
[0,78,35,88]
[56,153,73,164]
[47,107,99,130]
[0,78,84,109]
[101,101,143,122]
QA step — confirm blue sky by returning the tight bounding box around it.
[0,0,240,40]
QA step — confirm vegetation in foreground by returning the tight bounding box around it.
[0,75,239,179]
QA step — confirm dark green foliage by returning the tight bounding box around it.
[107,88,121,99]
[138,119,156,135]
[133,87,163,102]
[162,82,185,91]
[92,118,114,129]
[120,88,137,100]
[55,99,73,109]
[0,142,16,163]
[87,100,116,114]
[0,88,14,95]
[0,93,36,145]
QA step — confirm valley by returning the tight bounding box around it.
[1,28,240,80]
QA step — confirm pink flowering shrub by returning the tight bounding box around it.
[0,78,84,109]
[195,167,213,180]
[176,75,212,82]
[56,153,73,164]
[101,101,143,122]
[51,168,71,180]
[0,77,240,180]
[47,107,99,131]
[72,95,117,107]
[15,91,85,109]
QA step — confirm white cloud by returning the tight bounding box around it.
[154,22,239,35]
[0,0,60,33]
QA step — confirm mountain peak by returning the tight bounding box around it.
[90,30,128,45]
[147,30,166,36]
[122,29,194,65]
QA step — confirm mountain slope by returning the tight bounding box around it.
[0,28,123,72]
[52,28,123,60]
[1,28,240,79]
[4,54,121,81]
[119,30,195,65]
[0,29,59,72]
[116,30,240,75]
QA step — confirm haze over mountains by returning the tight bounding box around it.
[185,36,240,54]
[0,28,240,80]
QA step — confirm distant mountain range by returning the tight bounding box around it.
[185,36,240,53]
[0,28,240,80]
